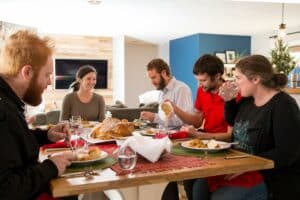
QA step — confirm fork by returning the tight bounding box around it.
[60,170,99,178]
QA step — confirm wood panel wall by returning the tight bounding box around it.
[42,34,113,111]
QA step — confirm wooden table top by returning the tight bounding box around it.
[49,149,274,197]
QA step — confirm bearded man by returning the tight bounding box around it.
[140,58,193,128]
[0,30,74,199]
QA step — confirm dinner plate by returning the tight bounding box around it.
[81,121,100,128]
[181,140,231,152]
[80,132,116,144]
[111,135,131,140]
[29,124,50,131]
[135,128,158,136]
[72,151,108,164]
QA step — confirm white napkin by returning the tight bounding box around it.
[139,90,161,104]
[121,132,172,163]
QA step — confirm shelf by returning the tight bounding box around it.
[224,64,235,68]
[284,88,300,94]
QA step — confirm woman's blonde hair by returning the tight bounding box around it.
[0,30,54,77]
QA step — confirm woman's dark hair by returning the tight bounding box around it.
[69,65,97,92]
[236,55,287,89]
[193,54,224,77]
[147,58,171,76]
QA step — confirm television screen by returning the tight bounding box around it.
[55,59,108,89]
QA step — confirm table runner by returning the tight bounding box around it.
[111,152,210,176]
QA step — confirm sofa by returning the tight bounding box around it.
[106,106,158,121]
[32,110,61,125]
[32,102,158,125]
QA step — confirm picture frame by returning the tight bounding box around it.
[215,52,226,64]
[225,50,236,64]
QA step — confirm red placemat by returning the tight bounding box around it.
[111,153,211,176]
[41,139,85,150]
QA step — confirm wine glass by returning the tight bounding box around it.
[118,145,137,173]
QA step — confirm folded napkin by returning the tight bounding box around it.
[41,140,85,150]
[121,132,172,163]
[154,131,188,140]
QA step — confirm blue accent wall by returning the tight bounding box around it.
[170,34,200,99]
[170,33,251,100]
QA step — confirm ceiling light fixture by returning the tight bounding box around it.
[278,3,286,39]
[88,0,102,5]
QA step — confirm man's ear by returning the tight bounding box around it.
[161,69,167,78]
[20,65,33,81]
[215,73,222,80]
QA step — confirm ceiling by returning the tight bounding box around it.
[0,0,300,44]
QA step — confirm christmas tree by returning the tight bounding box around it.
[271,39,296,75]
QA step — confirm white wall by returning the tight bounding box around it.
[124,42,158,107]
[251,33,272,57]
[113,36,125,104]
[158,42,170,63]
[251,27,300,56]
[291,94,300,106]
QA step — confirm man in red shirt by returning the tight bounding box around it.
[162,54,232,200]
[171,54,232,140]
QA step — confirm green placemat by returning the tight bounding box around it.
[65,156,117,173]
[171,144,229,158]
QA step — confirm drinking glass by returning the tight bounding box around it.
[118,145,137,172]
[70,116,82,150]
[219,81,239,101]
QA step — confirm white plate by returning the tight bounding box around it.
[72,151,108,164]
[135,129,158,136]
[181,140,231,152]
[80,132,116,144]
[29,124,49,130]
[81,121,100,128]
[111,135,131,140]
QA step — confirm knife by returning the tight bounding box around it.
[224,155,250,159]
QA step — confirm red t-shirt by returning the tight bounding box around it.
[194,87,263,190]
[194,87,228,133]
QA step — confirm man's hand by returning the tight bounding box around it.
[49,152,75,176]
[181,125,207,139]
[48,122,71,143]
[180,125,197,134]
[140,111,155,122]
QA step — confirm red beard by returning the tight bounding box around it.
[23,75,44,106]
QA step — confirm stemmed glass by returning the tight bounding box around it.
[118,145,137,174]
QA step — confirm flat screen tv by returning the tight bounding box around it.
[55,58,108,89]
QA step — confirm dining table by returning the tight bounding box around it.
[43,138,274,198]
